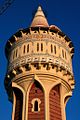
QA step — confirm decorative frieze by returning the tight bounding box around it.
[8,55,72,74]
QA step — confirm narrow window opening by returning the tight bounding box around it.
[16,49,18,57]
[37,43,39,51]
[65,52,67,59]
[13,51,15,59]
[34,100,38,111]
[51,44,53,53]
[27,44,29,53]
[23,45,26,53]
[62,50,64,58]
[31,98,41,112]
[41,43,43,51]
[54,46,56,54]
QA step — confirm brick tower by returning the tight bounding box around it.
[4,6,75,120]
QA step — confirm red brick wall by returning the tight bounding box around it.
[28,81,45,120]
[49,86,62,120]
[14,88,23,120]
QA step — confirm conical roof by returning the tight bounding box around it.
[30,6,49,27]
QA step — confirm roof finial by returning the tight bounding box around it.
[37,5,42,11]
[30,6,49,27]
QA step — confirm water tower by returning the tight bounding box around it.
[5,6,75,120]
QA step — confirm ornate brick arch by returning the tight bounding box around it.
[28,80,45,120]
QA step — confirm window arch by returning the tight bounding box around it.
[41,43,43,51]
[65,51,67,59]
[51,44,53,53]
[54,45,56,54]
[62,49,64,58]
[37,43,39,51]
[16,49,18,57]
[27,44,29,53]
[13,50,15,60]
[31,98,41,112]
[23,45,26,54]
[28,81,45,119]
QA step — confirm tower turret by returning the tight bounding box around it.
[5,6,75,120]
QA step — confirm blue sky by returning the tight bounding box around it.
[0,0,80,120]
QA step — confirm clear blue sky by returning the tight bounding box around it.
[0,0,80,120]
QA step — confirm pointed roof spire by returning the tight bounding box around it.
[30,6,49,27]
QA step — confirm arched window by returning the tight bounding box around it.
[62,50,64,58]
[54,45,56,54]
[23,45,26,53]
[31,98,41,112]
[16,49,18,57]
[41,43,43,51]
[27,44,29,53]
[51,44,53,53]
[13,50,15,60]
[65,52,67,59]
[37,43,39,51]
